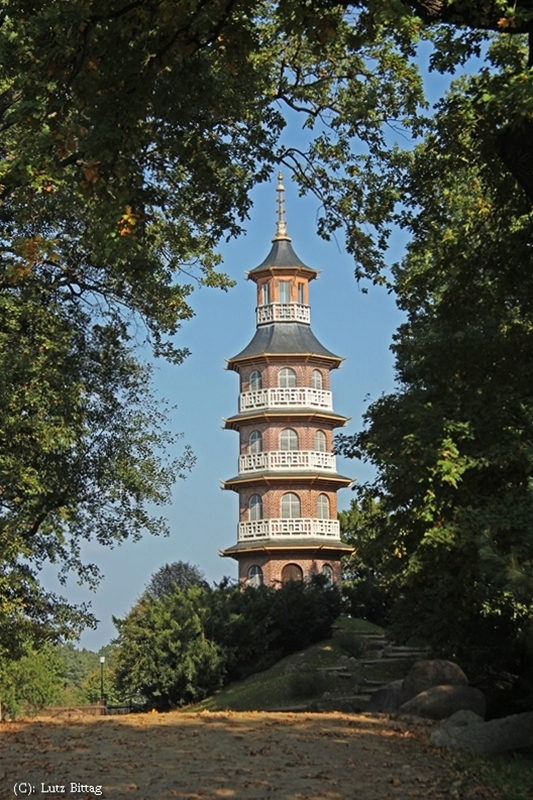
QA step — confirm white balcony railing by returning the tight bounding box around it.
[256,303,310,325]
[239,450,336,473]
[238,518,341,540]
[239,387,333,413]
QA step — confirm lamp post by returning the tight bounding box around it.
[99,656,105,707]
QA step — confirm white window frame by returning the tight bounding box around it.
[249,430,263,453]
[248,565,264,588]
[311,369,323,390]
[280,428,299,451]
[317,493,330,519]
[279,367,296,388]
[249,494,263,520]
[279,280,291,303]
[249,369,262,391]
[281,492,301,518]
[314,430,326,452]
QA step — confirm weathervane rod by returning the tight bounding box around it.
[274,171,290,240]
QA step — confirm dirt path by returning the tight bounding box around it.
[0,711,460,800]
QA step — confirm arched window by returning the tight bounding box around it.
[317,493,330,519]
[249,370,262,391]
[280,428,298,451]
[279,367,296,388]
[311,369,323,390]
[249,430,263,453]
[248,565,264,588]
[282,563,303,584]
[249,494,263,520]
[314,430,326,452]
[321,564,333,587]
[281,492,300,518]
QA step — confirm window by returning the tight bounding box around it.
[317,493,330,519]
[298,283,304,304]
[248,565,264,588]
[249,430,263,453]
[282,563,303,584]
[281,492,300,518]
[311,369,323,390]
[314,430,326,452]
[279,367,296,388]
[261,282,270,305]
[249,494,263,520]
[249,370,262,391]
[280,428,298,451]
[321,564,333,587]
[279,280,291,303]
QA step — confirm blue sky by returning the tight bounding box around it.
[41,41,471,651]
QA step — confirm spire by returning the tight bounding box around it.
[273,171,291,241]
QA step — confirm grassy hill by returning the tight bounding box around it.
[186,617,419,713]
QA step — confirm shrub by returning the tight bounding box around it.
[335,630,366,659]
[289,670,329,700]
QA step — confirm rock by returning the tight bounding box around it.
[399,685,486,721]
[367,680,403,713]
[401,660,468,705]
[431,710,533,756]
[338,655,349,664]
[322,692,332,701]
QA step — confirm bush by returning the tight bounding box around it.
[289,671,329,700]
[335,630,366,659]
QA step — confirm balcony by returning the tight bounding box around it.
[256,303,310,325]
[239,450,336,473]
[239,387,333,413]
[238,518,341,540]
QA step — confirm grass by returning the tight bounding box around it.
[448,750,533,800]
[186,617,408,713]
[333,616,385,633]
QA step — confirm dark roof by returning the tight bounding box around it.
[222,471,353,490]
[223,410,350,431]
[220,538,354,557]
[249,238,317,277]
[228,322,341,363]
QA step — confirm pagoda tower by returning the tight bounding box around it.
[220,174,352,587]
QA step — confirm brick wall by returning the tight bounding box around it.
[238,421,334,454]
[237,550,342,587]
[238,486,337,520]
[239,362,333,392]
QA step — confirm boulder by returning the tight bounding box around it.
[401,660,468,705]
[399,685,486,721]
[431,709,533,756]
[367,680,403,714]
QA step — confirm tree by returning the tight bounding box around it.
[0,293,194,652]
[144,562,209,599]
[337,54,533,690]
[0,645,64,718]
[339,497,393,626]
[113,586,225,707]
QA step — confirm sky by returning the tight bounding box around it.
[41,43,463,652]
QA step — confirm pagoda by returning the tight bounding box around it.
[220,173,352,587]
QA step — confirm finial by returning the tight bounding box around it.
[274,170,291,241]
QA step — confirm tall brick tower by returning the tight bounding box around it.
[220,174,352,587]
